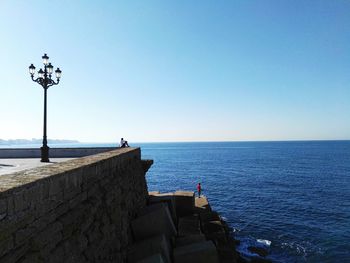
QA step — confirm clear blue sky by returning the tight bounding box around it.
[0,1,349,142]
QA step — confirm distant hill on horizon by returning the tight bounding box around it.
[0,138,80,145]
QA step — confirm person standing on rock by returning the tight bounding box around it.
[197,182,202,197]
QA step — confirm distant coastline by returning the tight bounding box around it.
[0,138,79,145]
[0,139,349,146]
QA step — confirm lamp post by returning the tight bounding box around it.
[29,54,62,162]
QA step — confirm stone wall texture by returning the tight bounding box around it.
[0,148,152,263]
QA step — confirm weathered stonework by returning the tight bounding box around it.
[0,148,151,263]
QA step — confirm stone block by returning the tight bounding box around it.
[47,245,65,263]
[0,198,7,215]
[175,234,206,247]
[137,254,165,263]
[137,203,167,217]
[48,176,65,197]
[18,252,41,263]
[14,227,36,246]
[142,159,154,173]
[34,222,63,248]
[216,243,242,262]
[1,213,35,238]
[51,202,71,221]
[202,221,225,234]
[7,195,15,217]
[0,243,30,263]
[39,181,50,200]
[63,187,81,201]
[173,240,219,263]
[0,236,14,258]
[14,192,28,213]
[86,222,103,243]
[178,215,201,236]
[68,191,87,209]
[195,196,212,213]
[128,235,171,263]
[202,221,227,244]
[59,208,82,227]
[65,169,83,189]
[148,191,160,195]
[174,191,195,217]
[80,213,95,233]
[199,211,221,223]
[148,194,177,225]
[131,205,177,241]
[26,185,42,210]
[0,213,6,221]
[148,192,174,197]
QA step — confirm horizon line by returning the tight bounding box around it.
[1,138,350,145]
[82,139,350,144]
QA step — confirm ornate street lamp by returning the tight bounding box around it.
[29,54,62,162]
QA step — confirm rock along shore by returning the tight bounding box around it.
[127,190,248,263]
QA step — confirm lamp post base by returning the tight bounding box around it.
[41,146,50,162]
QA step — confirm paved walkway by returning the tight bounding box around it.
[0,158,74,176]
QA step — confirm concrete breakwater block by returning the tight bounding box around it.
[199,211,221,224]
[148,191,160,195]
[202,221,228,245]
[137,203,168,217]
[175,234,206,247]
[195,196,212,212]
[174,191,195,217]
[178,215,201,236]
[216,244,242,263]
[127,235,171,263]
[145,190,245,263]
[173,240,219,263]
[203,220,226,233]
[131,205,177,241]
[137,254,165,263]
[149,193,177,225]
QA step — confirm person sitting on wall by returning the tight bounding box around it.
[120,138,130,148]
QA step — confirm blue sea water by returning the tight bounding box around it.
[1,140,349,262]
[138,141,350,263]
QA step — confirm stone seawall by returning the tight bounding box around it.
[0,148,152,262]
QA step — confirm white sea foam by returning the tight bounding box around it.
[257,239,271,246]
[236,236,271,259]
[237,238,261,258]
[232,228,240,233]
[282,242,307,256]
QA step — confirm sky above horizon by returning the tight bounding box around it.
[0,1,349,143]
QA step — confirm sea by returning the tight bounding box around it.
[1,140,349,262]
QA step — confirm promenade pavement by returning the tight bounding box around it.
[0,158,74,176]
